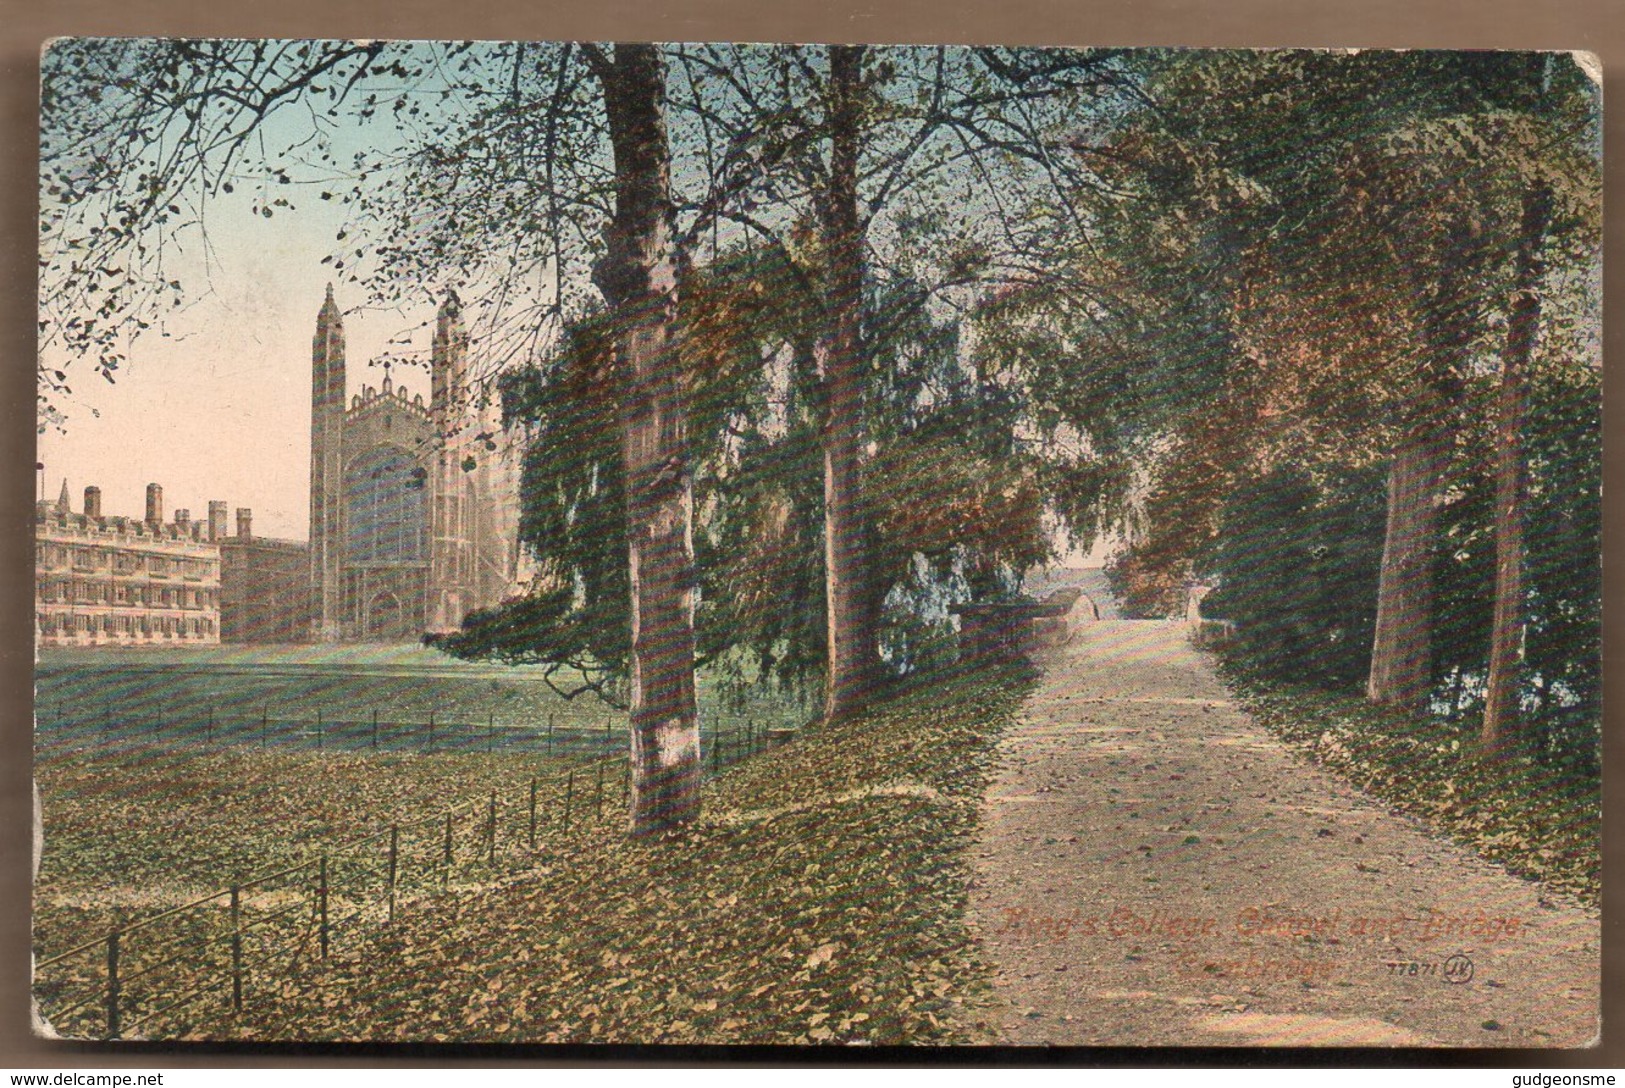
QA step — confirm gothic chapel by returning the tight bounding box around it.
[307,286,522,641]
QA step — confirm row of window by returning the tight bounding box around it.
[37,612,217,638]
[37,581,218,609]
[37,543,215,579]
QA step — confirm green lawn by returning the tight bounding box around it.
[36,642,808,755]
[32,653,1030,1045]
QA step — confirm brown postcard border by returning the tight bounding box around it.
[2,0,1620,1068]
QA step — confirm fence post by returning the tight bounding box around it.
[318,855,329,961]
[488,712,495,754]
[208,705,215,746]
[372,708,378,750]
[317,709,324,751]
[443,812,453,886]
[623,760,630,808]
[230,885,243,1011]
[528,778,538,849]
[596,760,605,819]
[104,929,120,1040]
[487,790,497,864]
[564,770,574,833]
[387,825,399,924]
[547,714,554,756]
[262,705,268,749]
[428,711,435,754]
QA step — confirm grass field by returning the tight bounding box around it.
[33,742,638,1039]
[35,642,810,756]
[32,645,1029,1044]
[33,642,810,1037]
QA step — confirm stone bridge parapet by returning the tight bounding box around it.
[950,588,1093,666]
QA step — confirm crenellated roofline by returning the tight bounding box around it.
[347,376,432,421]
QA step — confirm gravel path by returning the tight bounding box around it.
[969,618,1600,1047]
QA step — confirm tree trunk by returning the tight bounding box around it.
[1367,217,1476,716]
[1366,421,1444,712]
[590,44,700,834]
[820,44,884,722]
[1481,181,1553,755]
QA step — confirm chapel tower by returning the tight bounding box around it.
[429,290,473,632]
[310,283,346,641]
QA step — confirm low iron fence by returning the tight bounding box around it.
[34,704,788,764]
[34,725,778,1040]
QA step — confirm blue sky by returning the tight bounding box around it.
[39,42,1594,560]
[38,43,474,539]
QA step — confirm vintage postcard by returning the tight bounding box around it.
[33,41,1601,1047]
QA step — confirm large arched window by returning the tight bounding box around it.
[345,446,426,563]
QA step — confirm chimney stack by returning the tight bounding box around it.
[208,501,228,542]
[174,509,191,530]
[83,486,101,519]
[236,508,252,541]
[145,483,163,525]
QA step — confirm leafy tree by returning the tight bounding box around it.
[451,236,1052,706]
[41,38,705,834]
[442,315,629,693]
[1200,464,1387,689]
[1051,51,1597,736]
[39,38,387,428]
[435,43,1124,720]
[667,43,1126,719]
[809,44,883,721]
[442,247,820,696]
[1472,56,1602,754]
[1203,341,1599,778]
[1519,358,1601,773]
[1076,50,1598,776]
